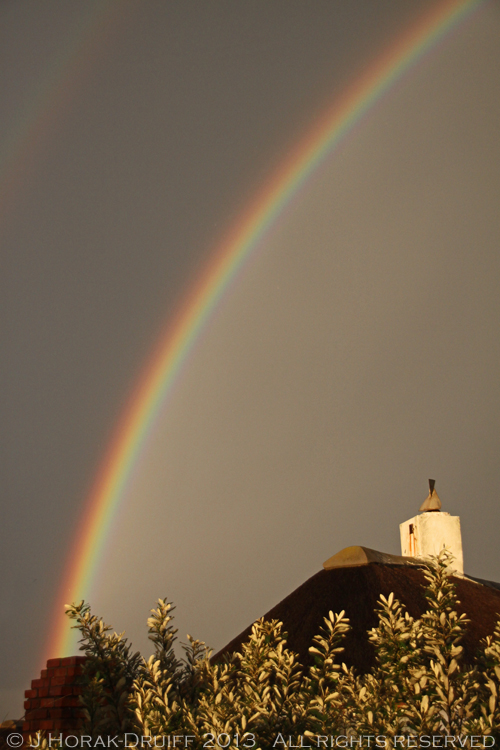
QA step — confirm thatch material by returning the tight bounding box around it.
[214,562,500,672]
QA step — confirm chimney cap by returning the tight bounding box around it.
[419,478,441,512]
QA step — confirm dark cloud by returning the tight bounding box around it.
[1,0,498,720]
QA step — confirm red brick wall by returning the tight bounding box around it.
[23,656,87,739]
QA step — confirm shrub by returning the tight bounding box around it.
[63,552,500,747]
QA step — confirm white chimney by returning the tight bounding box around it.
[400,479,464,574]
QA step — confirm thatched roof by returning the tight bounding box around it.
[214,554,500,672]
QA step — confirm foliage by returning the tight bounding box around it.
[65,601,142,736]
[63,552,500,748]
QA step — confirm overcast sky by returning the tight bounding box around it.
[1,0,500,721]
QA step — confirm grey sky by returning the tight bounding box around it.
[1,0,499,721]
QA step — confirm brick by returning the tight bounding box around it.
[63,655,87,666]
[66,667,82,678]
[61,697,81,708]
[31,679,45,689]
[54,667,68,678]
[30,708,49,720]
[50,676,68,686]
[27,699,41,710]
[25,689,37,699]
[60,685,82,696]
[47,658,61,668]
[41,669,48,679]
[39,720,54,731]
[40,698,56,708]
[49,685,64,697]
[39,687,49,698]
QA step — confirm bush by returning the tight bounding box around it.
[63,552,500,747]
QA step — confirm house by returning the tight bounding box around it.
[215,481,500,670]
[21,480,500,737]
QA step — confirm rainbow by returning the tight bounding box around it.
[0,2,125,225]
[46,0,485,661]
